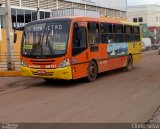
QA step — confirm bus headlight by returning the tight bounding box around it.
[21,60,28,67]
[59,59,70,68]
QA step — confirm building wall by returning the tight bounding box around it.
[127,4,160,27]
[0,0,127,28]
[64,0,127,11]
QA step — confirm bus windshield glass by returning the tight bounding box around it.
[22,21,70,58]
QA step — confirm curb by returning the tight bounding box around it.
[0,71,21,77]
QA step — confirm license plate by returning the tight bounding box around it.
[37,70,46,74]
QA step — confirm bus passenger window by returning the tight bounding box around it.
[133,26,140,42]
[72,24,87,56]
[88,22,100,44]
[73,26,87,48]
[100,34,114,44]
[125,26,133,42]
[100,23,113,43]
[113,24,125,43]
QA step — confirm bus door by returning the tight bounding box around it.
[72,22,89,79]
[129,26,142,63]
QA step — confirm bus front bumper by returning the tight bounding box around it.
[21,66,72,80]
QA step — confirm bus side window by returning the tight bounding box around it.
[73,26,87,48]
[133,26,140,42]
[113,24,125,43]
[72,24,87,56]
[88,22,100,44]
[100,23,113,44]
[125,25,133,42]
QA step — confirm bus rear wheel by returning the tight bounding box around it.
[44,78,53,82]
[123,55,133,72]
[87,61,98,82]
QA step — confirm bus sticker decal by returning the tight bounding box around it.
[107,43,128,58]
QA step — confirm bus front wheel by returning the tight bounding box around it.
[87,61,98,82]
[123,55,133,72]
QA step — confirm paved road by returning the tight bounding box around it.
[0,51,160,123]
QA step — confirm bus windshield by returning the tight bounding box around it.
[22,21,70,58]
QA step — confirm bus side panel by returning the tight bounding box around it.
[88,44,108,73]
[104,56,128,71]
[72,63,89,80]
[128,42,142,63]
[104,43,128,71]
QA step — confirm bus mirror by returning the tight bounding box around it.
[13,33,17,44]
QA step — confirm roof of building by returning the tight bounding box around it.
[128,4,160,8]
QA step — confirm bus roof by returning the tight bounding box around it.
[26,16,140,27]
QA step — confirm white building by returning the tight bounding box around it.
[127,4,160,27]
[0,0,127,28]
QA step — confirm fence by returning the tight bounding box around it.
[0,52,21,71]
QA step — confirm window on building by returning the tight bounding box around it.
[40,11,45,19]
[133,18,137,23]
[45,12,50,18]
[11,8,17,28]
[139,17,143,22]
[25,10,31,25]
[156,16,159,22]
[32,11,37,21]
[88,22,100,44]
[17,9,25,28]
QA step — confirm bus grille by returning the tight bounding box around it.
[32,72,54,76]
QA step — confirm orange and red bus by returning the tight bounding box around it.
[20,16,142,82]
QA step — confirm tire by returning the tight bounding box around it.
[87,61,98,82]
[123,55,133,72]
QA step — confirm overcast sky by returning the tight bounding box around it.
[128,0,160,6]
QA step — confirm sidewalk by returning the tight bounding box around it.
[0,70,21,77]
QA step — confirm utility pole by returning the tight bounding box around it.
[37,0,40,20]
[5,0,15,70]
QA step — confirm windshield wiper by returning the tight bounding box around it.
[30,33,43,56]
[46,32,56,56]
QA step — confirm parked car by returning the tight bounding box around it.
[151,44,159,50]
[142,38,152,48]
[142,42,147,51]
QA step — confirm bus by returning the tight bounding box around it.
[20,16,142,82]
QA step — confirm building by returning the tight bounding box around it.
[127,4,160,37]
[0,0,127,29]
[127,4,160,26]
[127,4,160,43]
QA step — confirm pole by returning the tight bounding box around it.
[126,0,128,18]
[37,0,40,20]
[5,0,15,70]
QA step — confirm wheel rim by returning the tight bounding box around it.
[90,65,96,77]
